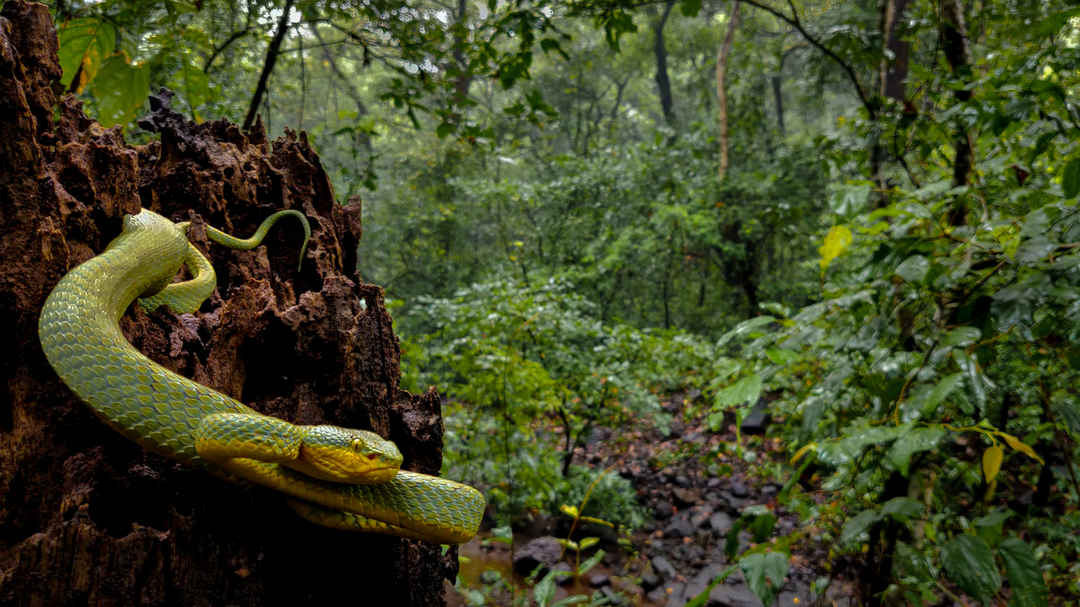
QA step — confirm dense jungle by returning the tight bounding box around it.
[1,0,1078,605]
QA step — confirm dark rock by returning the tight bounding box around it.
[730,481,749,498]
[739,399,770,435]
[706,584,761,607]
[654,500,675,519]
[761,483,781,497]
[641,571,661,591]
[587,427,613,445]
[664,513,696,538]
[692,509,713,528]
[709,512,734,535]
[675,475,692,488]
[588,573,610,587]
[651,555,678,580]
[707,477,723,489]
[673,487,698,506]
[512,536,563,577]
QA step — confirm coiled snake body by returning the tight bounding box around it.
[38,209,484,544]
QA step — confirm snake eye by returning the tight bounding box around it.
[351,438,362,452]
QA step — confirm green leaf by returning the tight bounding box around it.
[714,373,762,409]
[998,538,1049,607]
[881,497,923,522]
[956,351,987,415]
[57,17,117,89]
[577,549,605,576]
[942,327,981,347]
[922,373,964,416]
[1051,392,1080,437]
[739,552,789,607]
[840,509,881,546]
[716,316,775,347]
[895,255,930,283]
[886,426,945,475]
[1062,156,1080,199]
[87,54,149,127]
[765,348,801,365]
[436,122,456,138]
[679,0,703,16]
[942,535,1002,605]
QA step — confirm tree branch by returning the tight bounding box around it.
[242,0,295,132]
[740,0,876,119]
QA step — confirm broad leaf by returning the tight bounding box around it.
[998,538,1048,607]
[942,535,1002,605]
[895,255,930,283]
[1062,156,1080,199]
[840,509,881,547]
[982,445,1004,482]
[739,552,789,607]
[886,426,945,475]
[713,373,762,408]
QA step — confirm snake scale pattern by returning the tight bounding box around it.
[38,209,484,544]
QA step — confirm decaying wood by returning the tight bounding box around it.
[0,2,456,604]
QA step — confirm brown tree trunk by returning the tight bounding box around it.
[716,1,740,179]
[0,2,455,605]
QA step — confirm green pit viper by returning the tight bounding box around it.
[38,208,484,544]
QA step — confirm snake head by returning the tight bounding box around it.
[291,426,403,484]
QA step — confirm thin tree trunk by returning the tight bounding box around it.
[941,0,974,226]
[653,0,677,125]
[770,74,784,134]
[716,1,740,179]
[879,0,910,102]
[941,0,973,188]
[242,0,295,132]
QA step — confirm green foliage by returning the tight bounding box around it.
[405,277,706,526]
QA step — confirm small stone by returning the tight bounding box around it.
[673,487,698,506]
[707,477,723,489]
[675,475,691,488]
[653,500,674,519]
[641,571,661,591]
[707,584,761,607]
[512,536,562,577]
[730,481,749,498]
[709,512,734,535]
[588,573,610,587]
[651,555,677,580]
[664,513,696,538]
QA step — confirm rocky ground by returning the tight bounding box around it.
[448,392,860,606]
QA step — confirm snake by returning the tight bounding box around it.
[37,208,485,544]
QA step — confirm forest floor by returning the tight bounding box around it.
[449,392,861,607]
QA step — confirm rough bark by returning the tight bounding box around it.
[0,2,455,605]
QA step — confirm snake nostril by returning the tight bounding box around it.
[366,453,379,461]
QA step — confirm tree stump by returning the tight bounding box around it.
[0,2,456,604]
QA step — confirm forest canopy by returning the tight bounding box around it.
[48,0,1080,604]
